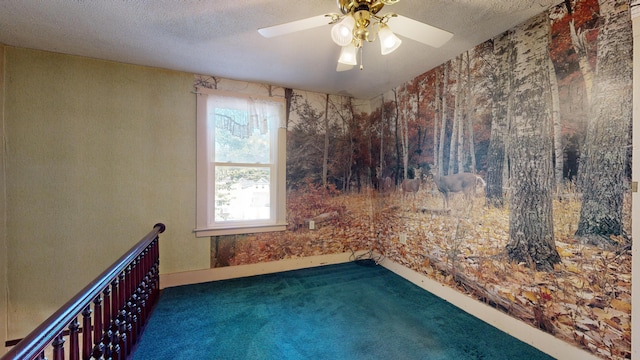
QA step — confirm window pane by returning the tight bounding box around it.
[210,108,271,164]
[214,166,271,222]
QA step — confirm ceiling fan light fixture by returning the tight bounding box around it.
[331,15,355,46]
[378,24,402,55]
[337,44,358,66]
[257,0,454,73]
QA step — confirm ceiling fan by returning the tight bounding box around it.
[258,0,454,71]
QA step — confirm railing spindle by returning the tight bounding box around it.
[92,295,103,349]
[119,311,128,356]
[69,318,80,360]
[152,239,160,304]
[111,278,119,331]
[133,257,142,340]
[102,329,113,359]
[113,318,122,360]
[103,287,111,332]
[118,271,128,357]
[140,249,149,329]
[82,306,92,360]
[125,263,135,354]
[52,334,65,360]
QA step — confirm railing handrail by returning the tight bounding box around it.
[2,223,166,360]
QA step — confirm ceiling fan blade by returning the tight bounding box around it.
[387,15,453,48]
[258,14,330,38]
[336,62,354,72]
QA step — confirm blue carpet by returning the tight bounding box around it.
[133,262,554,359]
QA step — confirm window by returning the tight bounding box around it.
[195,88,287,237]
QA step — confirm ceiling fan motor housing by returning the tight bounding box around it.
[337,0,384,15]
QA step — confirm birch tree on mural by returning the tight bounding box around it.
[485,31,514,208]
[574,0,632,247]
[399,87,410,180]
[391,89,402,181]
[449,55,462,175]
[437,64,448,176]
[449,54,465,174]
[322,94,330,188]
[465,51,477,174]
[284,88,293,128]
[432,69,441,174]
[337,98,357,191]
[505,12,561,270]
[376,94,399,186]
[376,94,390,190]
[414,75,429,167]
[549,52,563,190]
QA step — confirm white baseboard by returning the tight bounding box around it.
[380,258,599,360]
[159,251,368,289]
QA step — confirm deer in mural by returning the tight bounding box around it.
[401,168,422,199]
[430,168,485,210]
[383,176,393,193]
[376,166,395,195]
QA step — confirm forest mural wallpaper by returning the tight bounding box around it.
[195,0,632,358]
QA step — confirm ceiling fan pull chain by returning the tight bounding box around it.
[359,45,364,70]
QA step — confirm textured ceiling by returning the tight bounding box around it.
[0,0,561,99]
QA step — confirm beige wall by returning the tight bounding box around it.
[1,44,8,355]
[3,47,209,338]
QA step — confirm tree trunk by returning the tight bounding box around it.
[569,19,594,106]
[465,50,477,173]
[400,88,409,180]
[448,57,460,175]
[345,98,355,192]
[415,79,426,160]
[448,111,457,175]
[570,12,595,190]
[322,94,330,187]
[548,53,563,192]
[438,65,448,176]
[485,31,513,208]
[284,88,293,129]
[433,70,440,171]
[575,0,632,247]
[456,55,465,173]
[506,12,560,271]
[394,89,402,184]
[379,94,385,184]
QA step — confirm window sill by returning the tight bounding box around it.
[194,223,288,237]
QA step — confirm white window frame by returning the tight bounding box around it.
[194,87,287,237]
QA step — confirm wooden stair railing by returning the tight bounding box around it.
[2,223,166,360]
